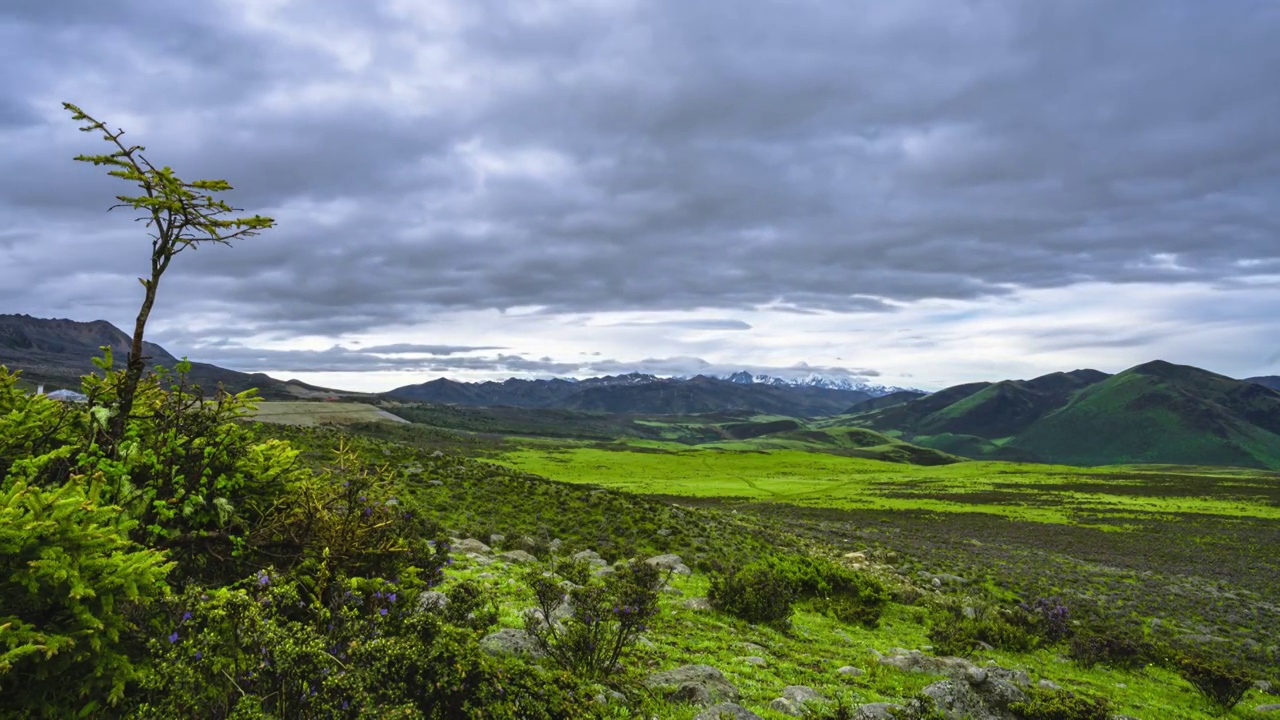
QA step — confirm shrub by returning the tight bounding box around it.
[443,579,500,631]
[1009,686,1113,720]
[525,560,663,680]
[0,477,173,718]
[1177,655,1253,711]
[1067,626,1152,670]
[1018,597,1072,644]
[927,603,1039,657]
[708,560,796,627]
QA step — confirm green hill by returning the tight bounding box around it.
[1014,361,1280,468]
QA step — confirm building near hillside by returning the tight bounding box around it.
[46,388,88,402]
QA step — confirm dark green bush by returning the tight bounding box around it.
[710,554,890,629]
[1176,655,1253,711]
[708,560,796,627]
[1067,626,1152,670]
[1008,686,1113,720]
[443,579,500,631]
[525,560,663,680]
[927,604,1039,656]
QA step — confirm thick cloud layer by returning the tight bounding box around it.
[2,0,1278,386]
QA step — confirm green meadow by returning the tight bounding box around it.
[493,445,1280,526]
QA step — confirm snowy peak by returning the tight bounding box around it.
[720,370,917,397]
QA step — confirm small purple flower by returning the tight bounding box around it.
[194,651,203,660]
[168,631,179,644]
[181,611,193,622]
[379,607,388,616]
[257,571,271,586]
[387,593,397,603]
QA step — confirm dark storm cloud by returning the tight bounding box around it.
[3,0,1279,337]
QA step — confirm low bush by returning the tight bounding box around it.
[710,554,890,629]
[1067,625,1152,670]
[1008,686,1113,720]
[1177,654,1253,712]
[525,560,663,680]
[926,603,1040,657]
[708,560,796,627]
[1018,597,1072,644]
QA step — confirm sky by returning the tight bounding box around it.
[3,0,1279,393]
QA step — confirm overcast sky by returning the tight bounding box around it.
[4,0,1279,392]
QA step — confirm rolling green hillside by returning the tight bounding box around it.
[1014,361,1280,468]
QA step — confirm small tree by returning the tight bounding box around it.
[63,103,274,447]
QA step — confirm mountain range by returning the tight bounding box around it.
[844,361,1280,469]
[387,373,872,417]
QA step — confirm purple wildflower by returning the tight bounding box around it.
[168,631,179,644]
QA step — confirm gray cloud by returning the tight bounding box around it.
[2,0,1279,343]
[355,343,506,355]
[608,319,752,331]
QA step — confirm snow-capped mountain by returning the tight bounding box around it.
[722,370,917,397]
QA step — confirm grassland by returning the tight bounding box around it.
[247,401,409,426]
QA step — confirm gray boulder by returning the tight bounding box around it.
[454,538,491,554]
[479,628,542,658]
[852,703,903,720]
[836,665,865,677]
[693,703,763,720]
[919,671,1028,720]
[644,664,740,706]
[498,549,538,564]
[768,698,804,716]
[1256,705,1280,712]
[645,553,693,575]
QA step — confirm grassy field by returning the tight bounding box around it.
[493,445,1280,525]
[247,401,409,426]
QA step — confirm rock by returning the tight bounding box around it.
[645,554,693,575]
[488,533,505,546]
[852,703,904,720]
[768,698,805,716]
[594,689,627,705]
[920,675,1027,720]
[593,565,617,577]
[644,665,741,706]
[1256,705,1280,712]
[693,703,763,720]
[878,651,980,678]
[1255,679,1273,694]
[836,665,865,677]
[427,480,444,486]
[466,552,494,566]
[454,538,491,554]
[479,629,542,658]
[417,590,449,612]
[740,642,767,654]
[740,656,768,667]
[498,549,538,564]
[431,450,444,457]
[1037,679,1061,691]
[783,686,827,705]
[684,597,713,611]
[572,549,608,566]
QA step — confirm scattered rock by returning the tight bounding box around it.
[852,703,903,720]
[1256,705,1280,713]
[417,590,448,612]
[1036,679,1061,691]
[498,549,538,564]
[921,677,1026,720]
[684,597,713,611]
[782,686,827,705]
[740,656,768,667]
[454,538,491,554]
[878,650,979,678]
[466,553,494,566]
[426,480,444,486]
[1257,680,1275,695]
[572,549,608,567]
[488,533,505,546]
[740,642,767,654]
[835,666,865,677]
[431,450,444,457]
[645,553,693,575]
[479,629,542,658]
[768,697,805,716]
[593,566,617,577]
[693,703,763,720]
[644,665,741,706]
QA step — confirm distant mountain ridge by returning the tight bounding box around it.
[0,314,351,400]
[847,361,1280,469]
[720,370,918,395]
[388,372,871,417]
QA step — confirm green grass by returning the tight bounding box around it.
[492,445,1280,525]
[247,401,409,426]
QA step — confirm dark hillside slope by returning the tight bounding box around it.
[0,314,347,400]
[915,369,1110,438]
[843,389,926,414]
[1013,361,1280,468]
[1247,376,1280,391]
